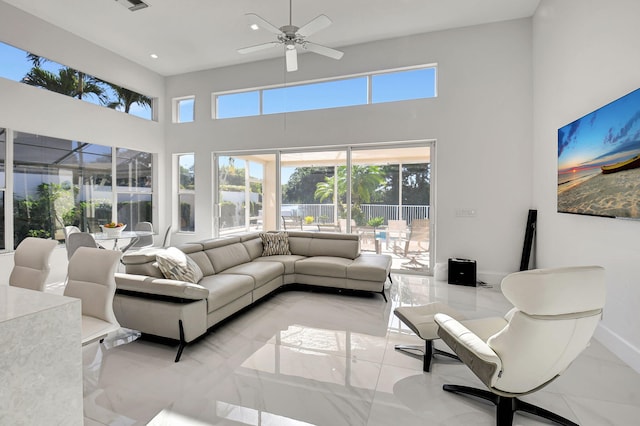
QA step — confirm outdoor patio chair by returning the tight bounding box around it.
[386,219,408,249]
[338,218,357,233]
[317,224,339,232]
[394,219,429,268]
[282,215,303,230]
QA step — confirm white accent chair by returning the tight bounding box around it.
[131,221,154,248]
[435,266,606,426]
[9,237,58,292]
[63,225,81,239]
[66,232,100,260]
[64,247,122,345]
[158,225,172,248]
[120,221,154,252]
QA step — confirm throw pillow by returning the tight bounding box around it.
[156,247,204,283]
[260,232,291,256]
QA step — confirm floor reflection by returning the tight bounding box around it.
[82,275,640,426]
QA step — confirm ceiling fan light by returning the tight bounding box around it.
[286,44,296,50]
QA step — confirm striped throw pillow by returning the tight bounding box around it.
[260,232,291,256]
[156,247,204,283]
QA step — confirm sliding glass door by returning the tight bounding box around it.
[214,142,433,273]
[280,150,347,232]
[214,153,276,236]
[351,146,431,271]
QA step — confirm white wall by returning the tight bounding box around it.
[0,2,164,151]
[164,19,534,282]
[532,0,640,371]
[0,1,168,243]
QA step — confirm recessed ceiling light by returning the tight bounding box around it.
[250,24,259,31]
[150,53,158,59]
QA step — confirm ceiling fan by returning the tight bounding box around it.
[237,0,344,72]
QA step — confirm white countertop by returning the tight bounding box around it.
[0,285,78,323]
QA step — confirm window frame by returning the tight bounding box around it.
[177,153,196,233]
[212,64,437,119]
[114,148,155,232]
[0,40,155,121]
[172,95,196,123]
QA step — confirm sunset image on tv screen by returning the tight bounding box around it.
[558,88,640,219]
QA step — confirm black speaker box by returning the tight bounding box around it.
[448,258,477,286]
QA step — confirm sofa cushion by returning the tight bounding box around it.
[172,243,214,276]
[295,256,353,278]
[241,235,264,260]
[308,233,359,259]
[286,232,312,256]
[347,254,392,282]
[222,261,284,289]
[199,274,255,312]
[205,242,251,272]
[124,261,164,278]
[252,254,306,275]
[260,232,291,256]
[187,250,216,276]
[286,231,359,259]
[156,247,204,284]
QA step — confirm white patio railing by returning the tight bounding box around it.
[280,204,430,225]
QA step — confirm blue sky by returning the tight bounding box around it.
[217,67,436,119]
[0,42,151,120]
[558,88,640,173]
[3,39,436,125]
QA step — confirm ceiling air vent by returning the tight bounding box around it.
[114,0,149,12]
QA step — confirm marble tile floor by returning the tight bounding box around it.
[78,274,640,425]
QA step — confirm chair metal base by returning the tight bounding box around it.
[394,339,460,372]
[401,256,427,270]
[442,384,578,426]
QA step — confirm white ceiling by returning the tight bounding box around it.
[3,0,540,76]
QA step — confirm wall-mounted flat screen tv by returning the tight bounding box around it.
[558,88,640,219]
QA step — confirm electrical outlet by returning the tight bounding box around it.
[455,208,477,217]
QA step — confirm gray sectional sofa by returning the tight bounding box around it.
[113,231,392,361]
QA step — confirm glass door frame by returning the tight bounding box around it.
[213,140,435,275]
[213,150,278,238]
[350,142,434,275]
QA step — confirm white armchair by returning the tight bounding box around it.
[64,247,122,345]
[9,237,58,292]
[435,266,606,426]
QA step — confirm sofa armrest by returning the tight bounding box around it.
[115,272,209,301]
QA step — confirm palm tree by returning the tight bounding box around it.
[315,165,385,224]
[105,84,152,113]
[23,53,151,114]
[22,67,107,102]
[315,165,385,204]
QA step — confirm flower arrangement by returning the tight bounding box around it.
[304,216,314,225]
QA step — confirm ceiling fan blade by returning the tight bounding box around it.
[238,41,281,55]
[297,14,332,37]
[302,42,344,60]
[286,48,298,72]
[245,13,283,35]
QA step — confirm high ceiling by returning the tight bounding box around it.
[3,0,540,76]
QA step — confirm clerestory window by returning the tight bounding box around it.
[214,65,437,119]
